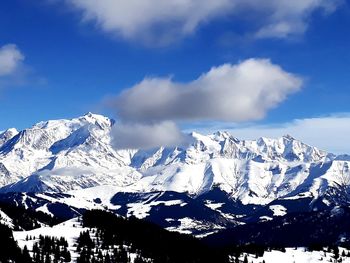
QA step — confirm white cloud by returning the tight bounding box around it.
[255,22,306,39]
[63,0,340,44]
[66,0,233,44]
[111,58,302,123]
[200,114,350,154]
[111,121,192,150]
[252,0,339,38]
[0,44,44,92]
[0,44,24,76]
[108,58,302,150]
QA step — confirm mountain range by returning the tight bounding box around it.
[0,113,349,236]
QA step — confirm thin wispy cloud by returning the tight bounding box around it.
[0,44,24,77]
[0,44,45,93]
[108,58,302,149]
[195,114,350,154]
[0,44,27,92]
[62,0,340,45]
[253,0,339,38]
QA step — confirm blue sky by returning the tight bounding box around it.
[1,0,350,153]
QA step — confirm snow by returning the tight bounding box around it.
[259,216,273,221]
[68,185,125,210]
[13,217,90,260]
[0,128,18,148]
[0,209,14,228]
[239,247,350,263]
[36,192,101,212]
[127,200,185,219]
[281,192,312,200]
[166,217,224,237]
[205,201,224,210]
[14,216,151,263]
[0,112,347,209]
[269,205,287,216]
[0,113,139,192]
[1,114,349,260]
[35,204,54,217]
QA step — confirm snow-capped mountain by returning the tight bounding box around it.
[0,113,349,235]
[0,113,140,191]
[0,128,18,147]
[0,113,347,203]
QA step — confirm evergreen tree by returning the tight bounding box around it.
[63,248,71,262]
[44,253,51,263]
[22,245,33,263]
[134,255,147,263]
[105,253,111,263]
[334,247,339,259]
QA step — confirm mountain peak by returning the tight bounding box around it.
[211,131,235,141]
[0,128,18,135]
[81,112,109,121]
[83,112,100,118]
[0,128,19,148]
[79,112,112,129]
[282,134,296,141]
[5,128,18,134]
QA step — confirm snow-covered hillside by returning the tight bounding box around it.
[14,218,87,261]
[238,247,350,263]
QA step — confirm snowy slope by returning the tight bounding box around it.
[0,128,18,148]
[14,217,91,261]
[239,247,350,263]
[0,208,14,228]
[0,187,234,237]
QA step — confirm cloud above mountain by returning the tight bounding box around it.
[63,0,339,44]
[0,44,46,95]
[109,58,302,149]
[112,59,302,123]
[198,114,350,154]
[111,121,193,150]
[0,44,24,77]
[0,44,31,92]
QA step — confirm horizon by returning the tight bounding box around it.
[0,111,348,155]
